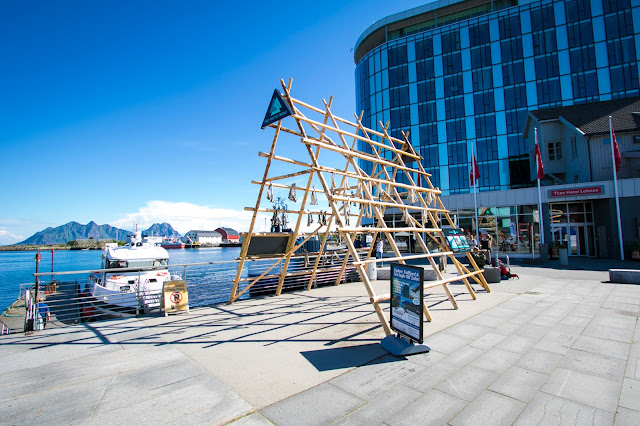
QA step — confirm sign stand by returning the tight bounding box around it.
[381,334,430,356]
[382,263,430,356]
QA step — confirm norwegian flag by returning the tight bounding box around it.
[612,127,622,172]
[469,150,480,187]
[534,129,544,180]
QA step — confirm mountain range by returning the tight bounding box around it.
[16,221,181,245]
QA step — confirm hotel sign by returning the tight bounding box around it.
[549,186,603,198]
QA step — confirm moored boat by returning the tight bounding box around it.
[90,227,181,312]
[160,238,185,249]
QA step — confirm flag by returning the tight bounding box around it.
[612,127,622,172]
[534,129,544,180]
[469,150,480,186]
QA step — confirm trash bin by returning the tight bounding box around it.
[559,248,569,266]
[366,262,377,280]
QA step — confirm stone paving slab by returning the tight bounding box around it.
[2,260,640,425]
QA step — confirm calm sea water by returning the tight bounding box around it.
[0,247,242,312]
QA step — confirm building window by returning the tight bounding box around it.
[443,52,463,74]
[607,37,636,66]
[533,29,557,55]
[445,96,465,119]
[415,38,434,60]
[570,45,596,73]
[603,0,631,15]
[418,101,437,123]
[503,61,525,85]
[504,85,527,109]
[471,45,492,68]
[419,124,438,145]
[474,91,495,114]
[389,65,409,87]
[605,10,634,39]
[501,38,523,61]
[567,21,594,47]
[537,78,562,106]
[610,63,639,95]
[531,4,555,31]
[469,23,490,47]
[475,114,497,138]
[572,71,599,99]
[535,53,559,79]
[389,86,410,108]
[388,45,408,67]
[499,15,521,39]
[472,68,493,91]
[548,140,562,160]
[416,59,435,80]
[565,0,592,23]
[417,80,436,102]
[390,107,411,128]
[446,118,466,142]
[441,30,461,53]
[444,74,464,97]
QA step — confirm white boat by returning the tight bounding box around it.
[90,228,180,311]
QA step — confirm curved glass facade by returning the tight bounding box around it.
[355,0,640,195]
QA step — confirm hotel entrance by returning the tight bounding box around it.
[549,201,596,256]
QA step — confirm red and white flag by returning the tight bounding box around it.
[612,127,622,172]
[469,150,480,187]
[534,131,544,180]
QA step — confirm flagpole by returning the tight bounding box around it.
[535,128,544,251]
[472,145,479,244]
[609,116,624,260]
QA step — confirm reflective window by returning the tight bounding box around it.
[469,22,491,46]
[535,54,559,79]
[537,79,562,105]
[505,109,528,134]
[418,102,437,123]
[565,0,591,23]
[477,137,499,161]
[390,107,411,127]
[444,74,464,96]
[443,52,463,74]
[473,68,494,91]
[504,85,528,109]
[447,142,468,164]
[610,63,640,95]
[420,124,439,145]
[567,21,594,47]
[388,45,408,67]
[570,45,597,72]
[441,30,461,53]
[389,65,409,87]
[389,86,410,108]
[508,134,527,156]
[474,91,495,114]
[503,61,525,85]
[501,39,523,61]
[572,71,599,98]
[471,45,492,68]
[416,59,435,80]
[533,29,557,55]
[603,0,631,14]
[605,10,634,38]
[531,4,555,31]
[415,37,434,60]
[607,37,636,66]
[499,15,521,39]
[446,118,467,142]
[420,145,439,166]
[475,114,497,138]
[445,96,465,119]
[417,80,436,102]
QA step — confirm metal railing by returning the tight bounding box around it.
[6,256,363,335]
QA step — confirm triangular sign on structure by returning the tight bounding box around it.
[261,89,294,129]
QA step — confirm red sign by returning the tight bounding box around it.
[550,187,602,197]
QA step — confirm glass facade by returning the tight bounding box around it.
[355,0,640,195]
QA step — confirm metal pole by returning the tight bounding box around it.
[609,116,624,260]
[473,143,479,244]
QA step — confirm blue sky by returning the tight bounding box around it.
[0,0,431,244]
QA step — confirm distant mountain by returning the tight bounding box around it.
[142,223,181,239]
[16,221,183,245]
[17,221,132,245]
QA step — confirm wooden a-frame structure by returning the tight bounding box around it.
[230,79,490,336]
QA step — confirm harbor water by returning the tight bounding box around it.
[0,247,242,313]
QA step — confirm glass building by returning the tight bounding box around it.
[354,0,640,258]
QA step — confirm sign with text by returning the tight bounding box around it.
[444,228,470,253]
[549,186,603,197]
[261,89,294,129]
[390,263,424,343]
[163,280,189,316]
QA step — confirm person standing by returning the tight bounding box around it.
[36,297,50,330]
[376,238,384,266]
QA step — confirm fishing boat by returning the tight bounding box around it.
[160,238,185,249]
[90,227,181,312]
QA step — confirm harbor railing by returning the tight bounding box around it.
[6,256,361,335]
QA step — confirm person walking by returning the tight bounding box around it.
[36,297,50,330]
[376,238,384,266]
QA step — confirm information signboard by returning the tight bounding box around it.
[444,228,470,253]
[163,280,189,316]
[390,263,424,343]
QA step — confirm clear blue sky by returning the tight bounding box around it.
[0,0,430,244]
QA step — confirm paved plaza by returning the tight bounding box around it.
[1,259,639,425]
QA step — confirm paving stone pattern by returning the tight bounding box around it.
[255,266,640,425]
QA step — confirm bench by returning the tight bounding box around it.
[609,269,640,284]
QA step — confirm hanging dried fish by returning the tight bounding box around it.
[307,212,313,226]
[351,190,357,207]
[426,190,433,205]
[408,187,417,203]
[288,183,297,202]
[331,173,336,194]
[318,211,323,225]
[310,186,318,205]
[322,211,328,226]
[345,204,351,226]
[266,182,274,202]
[282,212,289,228]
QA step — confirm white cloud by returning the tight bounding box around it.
[112,201,271,234]
[111,200,337,236]
[0,228,25,245]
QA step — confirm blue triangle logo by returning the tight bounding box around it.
[261,89,294,129]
